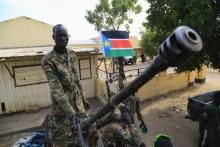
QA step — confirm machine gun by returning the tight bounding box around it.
[73,26,203,147]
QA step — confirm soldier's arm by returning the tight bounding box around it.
[42,61,75,117]
[135,98,143,121]
[135,97,148,134]
[76,80,84,99]
[129,125,142,146]
[71,52,89,110]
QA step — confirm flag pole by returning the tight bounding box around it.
[103,57,113,99]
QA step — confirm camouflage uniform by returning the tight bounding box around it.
[42,48,86,147]
[124,95,139,123]
[102,122,141,146]
[100,95,141,146]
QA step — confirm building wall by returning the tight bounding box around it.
[195,65,207,82]
[70,44,98,49]
[96,79,108,104]
[0,57,50,114]
[0,16,53,48]
[96,70,192,102]
[135,71,189,101]
[0,54,97,115]
[135,48,142,57]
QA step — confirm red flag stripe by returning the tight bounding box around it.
[109,39,133,48]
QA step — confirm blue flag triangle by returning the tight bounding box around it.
[101,34,112,57]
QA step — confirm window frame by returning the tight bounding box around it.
[78,58,92,80]
[12,64,48,87]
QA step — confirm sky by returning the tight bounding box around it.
[0,0,149,41]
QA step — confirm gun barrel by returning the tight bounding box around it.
[86,26,203,127]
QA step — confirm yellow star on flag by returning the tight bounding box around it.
[104,40,110,47]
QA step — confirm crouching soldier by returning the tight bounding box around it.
[101,103,143,147]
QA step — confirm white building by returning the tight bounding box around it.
[0,16,100,115]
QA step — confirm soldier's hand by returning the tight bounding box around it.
[69,113,86,129]
[83,99,90,111]
[68,113,78,129]
[139,120,148,134]
[119,103,132,127]
[81,94,90,110]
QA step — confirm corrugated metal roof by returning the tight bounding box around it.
[0,46,99,59]
[69,40,98,45]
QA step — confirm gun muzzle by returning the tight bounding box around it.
[153,26,203,71]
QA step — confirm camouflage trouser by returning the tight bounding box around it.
[43,113,82,147]
[101,123,141,146]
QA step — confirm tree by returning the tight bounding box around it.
[85,0,143,94]
[140,26,158,59]
[141,0,220,72]
[85,0,142,31]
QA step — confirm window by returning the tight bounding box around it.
[78,58,92,80]
[13,64,47,86]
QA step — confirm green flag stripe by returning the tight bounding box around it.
[107,49,135,57]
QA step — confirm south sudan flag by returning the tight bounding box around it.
[100,31,135,57]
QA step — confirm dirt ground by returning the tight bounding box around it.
[1,72,219,147]
[140,72,220,147]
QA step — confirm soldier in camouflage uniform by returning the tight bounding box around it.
[42,24,89,147]
[102,93,146,146]
[101,121,141,147]
[101,103,142,147]
[124,94,148,133]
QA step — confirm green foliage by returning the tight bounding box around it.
[85,0,142,31]
[141,0,220,72]
[140,27,158,59]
